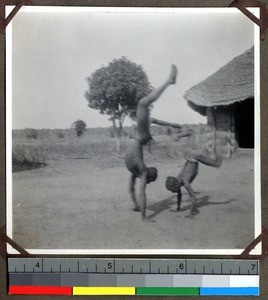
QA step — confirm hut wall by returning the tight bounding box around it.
[203,107,237,158]
[192,125,237,159]
[215,130,237,159]
[205,99,254,153]
[213,107,232,132]
[206,107,215,127]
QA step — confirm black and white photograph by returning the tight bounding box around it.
[6,7,261,254]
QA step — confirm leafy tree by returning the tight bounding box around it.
[72,120,86,137]
[85,57,152,151]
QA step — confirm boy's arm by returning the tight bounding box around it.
[139,170,148,220]
[150,117,182,129]
[129,174,140,211]
[182,179,198,216]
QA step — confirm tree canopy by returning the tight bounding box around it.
[72,119,87,137]
[85,57,152,125]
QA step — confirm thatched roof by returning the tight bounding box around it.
[184,47,254,116]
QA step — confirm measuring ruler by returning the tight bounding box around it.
[8,258,259,296]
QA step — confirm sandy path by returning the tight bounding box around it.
[11,151,255,252]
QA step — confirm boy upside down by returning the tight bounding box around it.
[125,65,181,221]
[166,128,222,217]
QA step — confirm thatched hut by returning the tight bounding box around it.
[184,47,254,157]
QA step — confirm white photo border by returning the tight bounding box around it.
[6,6,261,255]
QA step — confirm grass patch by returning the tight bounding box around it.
[12,143,48,172]
[12,124,233,171]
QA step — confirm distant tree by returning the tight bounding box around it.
[72,120,86,137]
[85,57,152,152]
[25,128,38,139]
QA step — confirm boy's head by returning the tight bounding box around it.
[146,167,158,183]
[166,176,181,193]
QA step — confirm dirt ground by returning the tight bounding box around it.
[11,149,255,252]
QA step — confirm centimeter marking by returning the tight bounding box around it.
[8,258,259,275]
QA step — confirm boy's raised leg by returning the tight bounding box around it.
[139,65,177,107]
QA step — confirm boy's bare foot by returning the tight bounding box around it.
[133,206,141,212]
[169,64,177,84]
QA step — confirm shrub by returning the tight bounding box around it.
[12,144,47,171]
[25,128,38,139]
[57,131,65,139]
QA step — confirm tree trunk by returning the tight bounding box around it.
[111,118,122,153]
[115,134,121,153]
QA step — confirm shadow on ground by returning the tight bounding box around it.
[147,195,237,218]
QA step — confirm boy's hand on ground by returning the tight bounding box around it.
[186,206,199,218]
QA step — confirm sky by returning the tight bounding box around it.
[9,7,255,129]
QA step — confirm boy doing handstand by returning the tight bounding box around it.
[166,128,222,217]
[125,65,181,220]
